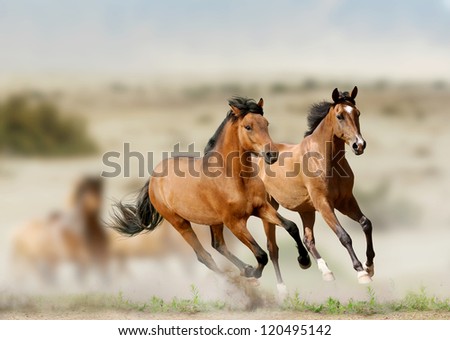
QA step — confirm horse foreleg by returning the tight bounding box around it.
[210,224,253,275]
[299,211,334,281]
[224,218,268,279]
[257,204,311,270]
[316,200,371,284]
[337,196,375,278]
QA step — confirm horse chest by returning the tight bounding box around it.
[224,184,265,216]
[312,175,353,204]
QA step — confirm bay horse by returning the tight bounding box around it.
[257,87,375,286]
[12,176,109,282]
[110,97,310,279]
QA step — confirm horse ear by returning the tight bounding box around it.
[351,86,358,99]
[229,105,241,116]
[332,88,340,103]
[257,98,264,108]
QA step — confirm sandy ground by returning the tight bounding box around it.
[1,309,448,320]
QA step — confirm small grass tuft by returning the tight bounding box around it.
[283,286,449,316]
[112,284,225,314]
[389,287,450,312]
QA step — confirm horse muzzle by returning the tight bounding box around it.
[351,137,366,155]
[264,151,279,164]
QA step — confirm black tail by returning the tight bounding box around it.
[109,180,163,236]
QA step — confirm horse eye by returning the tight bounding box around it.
[244,125,252,130]
[337,114,344,120]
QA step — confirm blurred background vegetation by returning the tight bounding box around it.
[0,94,96,157]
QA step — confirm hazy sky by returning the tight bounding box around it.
[1,0,449,81]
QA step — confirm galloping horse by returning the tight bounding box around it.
[258,87,375,285]
[110,97,310,280]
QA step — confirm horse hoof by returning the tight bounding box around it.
[253,270,263,279]
[277,283,288,301]
[298,255,312,270]
[357,271,372,284]
[243,265,255,278]
[322,271,335,282]
[364,263,375,277]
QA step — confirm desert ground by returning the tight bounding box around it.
[2,309,447,320]
[0,79,449,319]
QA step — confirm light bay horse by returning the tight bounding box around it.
[258,87,375,285]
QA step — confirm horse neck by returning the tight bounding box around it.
[73,202,101,231]
[214,121,253,180]
[310,113,346,161]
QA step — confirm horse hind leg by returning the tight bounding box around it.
[299,211,334,281]
[260,197,287,298]
[361,216,375,278]
[263,220,288,300]
[210,224,253,276]
[168,216,221,273]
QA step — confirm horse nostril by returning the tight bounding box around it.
[352,143,358,150]
[266,151,278,162]
[362,141,367,149]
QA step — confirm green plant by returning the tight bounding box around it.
[283,286,449,316]
[112,285,224,314]
[389,287,450,312]
[325,297,342,314]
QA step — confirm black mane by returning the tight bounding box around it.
[204,118,228,154]
[304,101,333,137]
[227,96,264,116]
[204,97,263,154]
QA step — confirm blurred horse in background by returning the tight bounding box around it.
[11,176,109,283]
[10,174,220,284]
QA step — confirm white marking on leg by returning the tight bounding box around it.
[317,258,335,281]
[277,283,288,301]
[357,270,372,284]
